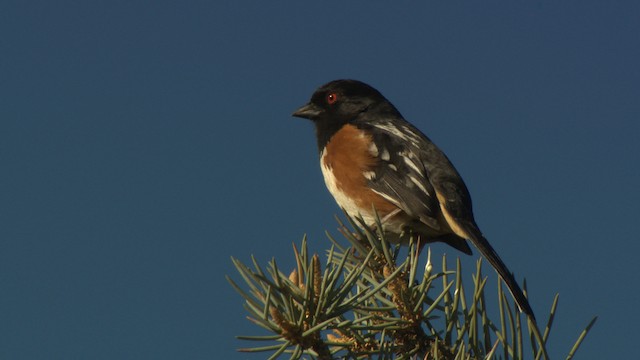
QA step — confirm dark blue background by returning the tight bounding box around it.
[2,1,638,358]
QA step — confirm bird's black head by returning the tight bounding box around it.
[292,79,397,123]
[292,80,398,150]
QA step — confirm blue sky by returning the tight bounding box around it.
[2,1,639,358]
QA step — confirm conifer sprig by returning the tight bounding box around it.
[228,216,596,359]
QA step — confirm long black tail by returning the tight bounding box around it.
[463,224,536,321]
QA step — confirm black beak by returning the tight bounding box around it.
[292,102,321,120]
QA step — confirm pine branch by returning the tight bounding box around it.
[228,215,597,359]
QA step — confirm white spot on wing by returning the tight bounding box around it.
[373,123,409,141]
[371,188,401,208]
[380,147,390,161]
[373,122,422,145]
[402,153,423,175]
[363,171,376,180]
[409,175,430,196]
[368,142,378,157]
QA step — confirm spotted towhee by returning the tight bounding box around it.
[292,79,535,319]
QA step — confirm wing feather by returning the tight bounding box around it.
[364,123,442,231]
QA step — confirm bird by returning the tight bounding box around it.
[292,79,535,320]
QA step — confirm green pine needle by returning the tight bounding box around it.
[228,215,596,359]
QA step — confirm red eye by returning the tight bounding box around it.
[326,93,338,104]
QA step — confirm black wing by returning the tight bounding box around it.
[363,121,443,232]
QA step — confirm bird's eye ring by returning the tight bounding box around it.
[326,93,338,105]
